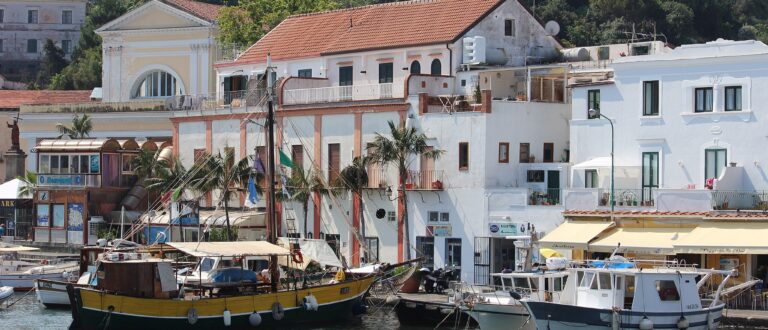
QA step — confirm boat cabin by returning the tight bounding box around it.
[491,271,569,302]
[96,259,178,299]
[560,268,704,313]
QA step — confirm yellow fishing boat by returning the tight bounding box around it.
[68,241,376,329]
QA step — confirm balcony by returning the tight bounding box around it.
[528,188,562,206]
[597,188,655,207]
[283,83,400,105]
[405,170,444,190]
[214,43,247,64]
[711,190,768,210]
[167,90,266,111]
[20,99,167,113]
[365,167,389,189]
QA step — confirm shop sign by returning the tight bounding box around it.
[0,200,16,211]
[38,175,84,186]
[427,225,452,237]
[489,223,518,236]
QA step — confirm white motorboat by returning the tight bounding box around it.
[463,270,569,330]
[0,262,79,290]
[0,285,13,304]
[520,260,734,330]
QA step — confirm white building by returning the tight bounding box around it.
[174,0,568,283]
[0,0,86,82]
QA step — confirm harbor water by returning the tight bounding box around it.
[0,292,442,330]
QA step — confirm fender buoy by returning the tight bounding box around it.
[249,312,262,327]
[223,309,232,326]
[292,251,303,264]
[302,294,319,311]
[272,302,285,321]
[187,307,198,325]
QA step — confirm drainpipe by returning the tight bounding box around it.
[445,44,453,75]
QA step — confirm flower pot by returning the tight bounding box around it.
[405,183,415,189]
[431,180,443,190]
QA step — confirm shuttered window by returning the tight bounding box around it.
[328,143,340,184]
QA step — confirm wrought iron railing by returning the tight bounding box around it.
[405,170,444,190]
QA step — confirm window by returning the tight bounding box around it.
[387,211,395,222]
[364,237,379,263]
[643,81,659,116]
[694,87,713,112]
[325,234,341,258]
[587,90,600,118]
[429,211,449,222]
[498,142,509,163]
[705,148,727,182]
[122,154,138,173]
[328,143,340,184]
[410,61,421,74]
[339,66,353,86]
[0,9,4,23]
[543,143,554,163]
[585,169,598,188]
[519,143,530,163]
[132,70,181,98]
[378,62,393,83]
[416,236,435,269]
[632,45,649,55]
[297,69,312,78]
[458,142,469,170]
[193,148,207,164]
[28,9,38,24]
[62,10,72,24]
[440,212,449,222]
[61,40,71,54]
[430,59,442,75]
[36,204,50,227]
[27,39,37,53]
[527,170,545,183]
[598,273,612,290]
[504,19,515,36]
[725,86,742,111]
[291,145,304,170]
[642,152,659,203]
[52,204,65,228]
[446,238,462,267]
[597,47,609,60]
[0,39,3,53]
[655,280,680,301]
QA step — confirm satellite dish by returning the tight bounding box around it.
[545,21,560,36]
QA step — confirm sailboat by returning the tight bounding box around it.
[67,55,377,329]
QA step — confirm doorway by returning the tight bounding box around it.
[547,170,560,204]
[491,237,517,273]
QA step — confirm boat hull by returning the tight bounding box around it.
[0,272,68,290]
[395,297,477,328]
[70,275,376,330]
[466,302,534,330]
[521,300,724,330]
[35,279,81,308]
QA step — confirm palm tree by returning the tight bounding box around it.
[17,170,38,199]
[285,166,325,238]
[368,121,443,261]
[188,149,252,241]
[337,156,370,264]
[144,156,187,196]
[56,113,93,139]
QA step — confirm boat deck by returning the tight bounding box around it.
[723,308,768,328]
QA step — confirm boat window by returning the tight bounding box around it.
[553,276,566,291]
[529,278,538,290]
[655,280,680,301]
[220,260,233,268]
[493,276,502,288]
[624,275,635,309]
[503,277,512,289]
[513,277,530,289]
[580,272,594,288]
[590,274,599,289]
[200,258,215,272]
[616,276,623,290]
[577,271,584,286]
[599,273,612,290]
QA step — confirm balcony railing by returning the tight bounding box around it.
[711,190,768,210]
[366,166,389,189]
[20,99,167,113]
[405,170,444,190]
[528,188,561,206]
[167,90,266,111]
[283,83,398,105]
[215,43,247,63]
[597,188,655,207]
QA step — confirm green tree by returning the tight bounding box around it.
[33,39,69,89]
[368,121,443,261]
[145,156,188,195]
[285,166,325,238]
[188,149,252,241]
[56,113,93,139]
[337,156,370,264]
[218,0,340,46]
[16,171,38,199]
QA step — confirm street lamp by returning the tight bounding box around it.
[588,109,614,216]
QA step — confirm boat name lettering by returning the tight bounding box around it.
[340,287,350,294]
[686,303,699,309]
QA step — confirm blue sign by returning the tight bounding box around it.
[90,155,100,173]
[67,203,84,231]
[38,175,84,186]
[489,223,518,236]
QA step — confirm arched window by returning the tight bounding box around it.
[132,70,182,98]
[430,59,442,75]
[410,61,421,74]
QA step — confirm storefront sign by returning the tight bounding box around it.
[489,223,518,236]
[0,199,16,212]
[38,175,84,186]
[427,225,452,237]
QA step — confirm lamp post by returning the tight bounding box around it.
[588,109,614,216]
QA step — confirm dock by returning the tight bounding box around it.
[394,292,477,328]
[722,309,768,328]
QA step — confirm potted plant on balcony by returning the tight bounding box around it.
[431,180,443,190]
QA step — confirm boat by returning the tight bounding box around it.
[0,243,79,290]
[462,270,569,330]
[0,285,13,304]
[68,242,377,329]
[520,260,734,330]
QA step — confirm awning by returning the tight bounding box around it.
[277,238,343,270]
[0,179,30,199]
[674,222,768,254]
[589,227,694,255]
[538,221,613,249]
[167,241,290,257]
[33,139,122,152]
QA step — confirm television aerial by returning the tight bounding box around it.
[545,20,560,36]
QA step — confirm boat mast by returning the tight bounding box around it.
[265,53,279,293]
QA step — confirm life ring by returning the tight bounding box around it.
[292,251,303,264]
[271,302,285,321]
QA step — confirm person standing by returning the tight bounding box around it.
[0,223,5,237]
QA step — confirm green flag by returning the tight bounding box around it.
[279,149,295,169]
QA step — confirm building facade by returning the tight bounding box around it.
[172,0,567,283]
[0,0,86,82]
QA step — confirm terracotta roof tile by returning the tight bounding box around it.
[229,0,503,66]
[564,209,768,220]
[0,90,94,110]
[163,0,223,22]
